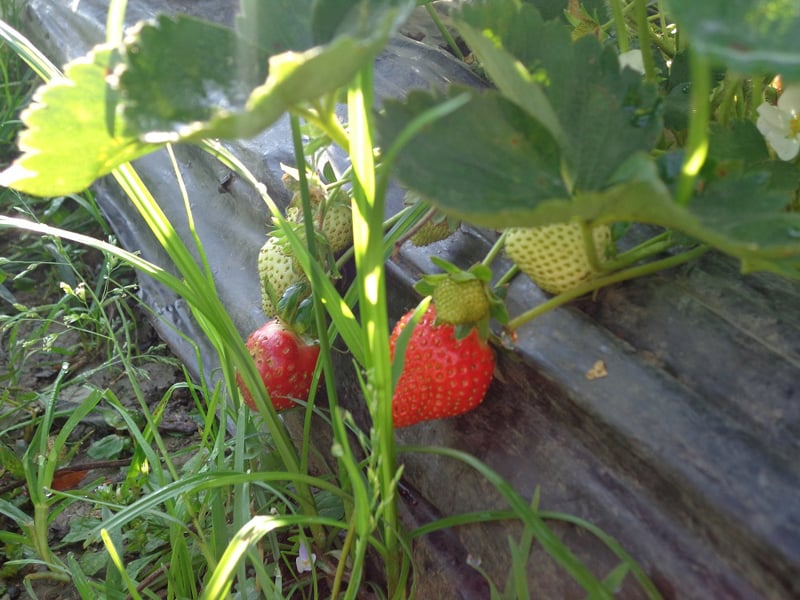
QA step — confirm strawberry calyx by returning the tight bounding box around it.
[414,256,508,340]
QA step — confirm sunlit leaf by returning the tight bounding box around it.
[0,46,159,196]
[1,1,415,195]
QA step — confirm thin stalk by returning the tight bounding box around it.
[424,3,464,61]
[330,518,357,600]
[647,25,675,59]
[481,230,508,268]
[608,0,630,53]
[579,221,604,274]
[506,245,709,331]
[292,105,350,153]
[633,0,657,83]
[749,76,765,121]
[675,51,711,206]
[496,264,519,287]
[717,73,743,127]
[600,230,676,271]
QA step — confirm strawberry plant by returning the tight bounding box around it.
[1,0,798,597]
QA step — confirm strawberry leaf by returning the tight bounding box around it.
[665,0,800,79]
[0,47,160,196]
[119,1,413,143]
[236,0,313,53]
[1,0,414,195]
[456,0,663,190]
[378,87,569,226]
[117,15,271,142]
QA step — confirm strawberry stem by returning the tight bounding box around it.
[505,244,709,331]
[496,264,519,287]
[481,230,508,268]
[675,50,712,206]
[634,0,658,83]
[600,230,678,271]
[579,220,606,274]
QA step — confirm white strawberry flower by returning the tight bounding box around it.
[756,84,800,161]
[618,49,645,75]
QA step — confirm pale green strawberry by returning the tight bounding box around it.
[322,202,352,253]
[411,219,454,247]
[505,223,613,294]
[258,234,308,317]
[432,278,490,325]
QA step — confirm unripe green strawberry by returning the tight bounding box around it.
[322,202,352,253]
[411,219,454,247]
[258,235,308,317]
[432,278,490,325]
[505,223,613,294]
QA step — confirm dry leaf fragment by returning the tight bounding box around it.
[585,360,608,380]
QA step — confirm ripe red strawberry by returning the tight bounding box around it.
[389,305,494,427]
[237,319,320,411]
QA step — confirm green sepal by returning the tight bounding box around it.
[454,322,477,341]
[276,280,311,324]
[413,277,439,297]
[292,296,317,339]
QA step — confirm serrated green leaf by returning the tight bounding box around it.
[665,0,800,79]
[2,1,414,195]
[315,489,345,520]
[456,0,566,146]
[0,47,159,196]
[62,516,104,544]
[709,120,770,162]
[456,0,662,190]
[118,15,271,141]
[378,87,568,226]
[236,0,314,53]
[119,1,414,143]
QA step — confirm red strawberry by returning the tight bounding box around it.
[389,305,495,427]
[237,319,320,411]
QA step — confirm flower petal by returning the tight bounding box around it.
[778,84,800,114]
[619,49,645,75]
[766,130,800,161]
[757,103,789,134]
